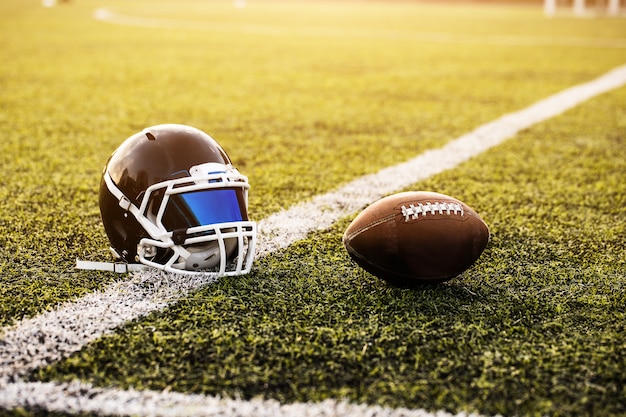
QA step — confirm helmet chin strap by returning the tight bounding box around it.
[75,259,147,273]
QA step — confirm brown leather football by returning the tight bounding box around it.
[343,191,489,286]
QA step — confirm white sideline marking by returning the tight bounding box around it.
[92,8,626,49]
[0,271,217,380]
[0,379,483,417]
[1,64,626,415]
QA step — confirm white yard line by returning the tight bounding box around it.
[92,8,626,49]
[1,59,626,415]
[0,271,218,380]
[0,379,484,417]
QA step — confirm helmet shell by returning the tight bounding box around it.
[106,124,231,205]
[99,124,237,263]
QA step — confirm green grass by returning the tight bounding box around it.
[1,0,626,416]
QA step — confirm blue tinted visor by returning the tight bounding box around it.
[162,188,247,230]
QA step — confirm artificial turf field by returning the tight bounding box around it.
[1,0,625,415]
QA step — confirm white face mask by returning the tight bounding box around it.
[101,163,257,276]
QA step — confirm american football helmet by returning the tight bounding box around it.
[98,124,256,276]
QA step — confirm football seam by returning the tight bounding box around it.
[344,213,396,242]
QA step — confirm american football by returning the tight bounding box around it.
[343,191,490,286]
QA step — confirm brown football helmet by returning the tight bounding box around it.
[99,124,256,276]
